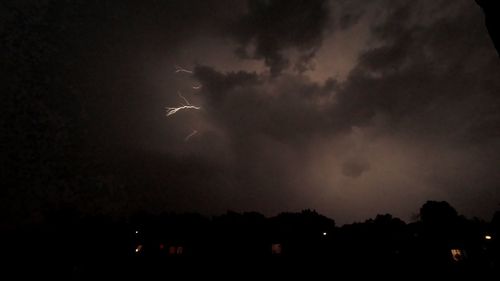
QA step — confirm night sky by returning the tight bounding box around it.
[3,0,500,227]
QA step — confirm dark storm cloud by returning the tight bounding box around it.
[0,0,247,226]
[325,1,500,219]
[4,0,500,227]
[194,0,500,143]
[194,65,338,141]
[228,0,330,75]
[333,0,500,141]
[335,0,366,30]
[191,0,500,221]
[341,160,370,178]
[106,0,500,222]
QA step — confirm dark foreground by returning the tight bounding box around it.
[5,201,500,279]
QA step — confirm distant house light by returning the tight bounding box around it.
[169,246,184,255]
[176,246,183,255]
[485,235,492,240]
[271,243,282,255]
[451,249,466,262]
[135,244,143,253]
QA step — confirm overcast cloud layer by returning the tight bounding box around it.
[3,0,500,226]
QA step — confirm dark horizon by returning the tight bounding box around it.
[2,0,500,229]
[6,200,500,279]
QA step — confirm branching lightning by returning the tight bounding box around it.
[179,92,190,105]
[174,65,193,74]
[166,105,200,116]
[165,92,201,117]
[184,129,198,141]
[169,64,202,141]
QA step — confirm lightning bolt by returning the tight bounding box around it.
[169,65,203,142]
[178,91,190,105]
[174,65,193,74]
[165,105,200,116]
[165,92,201,117]
[184,129,198,141]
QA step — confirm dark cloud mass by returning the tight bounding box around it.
[228,0,330,75]
[193,0,500,222]
[3,0,500,227]
[342,160,370,178]
[194,66,338,141]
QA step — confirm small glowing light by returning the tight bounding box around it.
[451,249,466,262]
[135,245,143,253]
[485,235,492,240]
[169,246,176,255]
[135,230,139,234]
[271,243,282,255]
[323,232,327,236]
